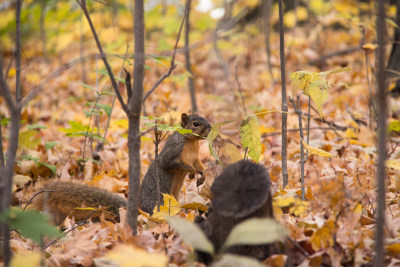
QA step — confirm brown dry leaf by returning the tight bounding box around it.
[46,224,101,266]
[180,191,209,212]
[262,254,287,267]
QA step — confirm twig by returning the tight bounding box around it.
[308,46,361,65]
[142,0,191,103]
[43,210,98,249]
[23,190,55,211]
[235,62,247,115]
[308,106,348,131]
[388,140,400,158]
[356,174,375,215]
[262,126,341,137]
[77,0,129,114]
[15,0,21,101]
[305,95,311,160]
[94,46,130,157]
[184,0,197,113]
[0,123,4,167]
[289,96,305,200]
[287,236,309,257]
[278,0,288,188]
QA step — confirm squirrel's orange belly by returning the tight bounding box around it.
[169,171,188,199]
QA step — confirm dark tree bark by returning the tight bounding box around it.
[184,0,197,113]
[0,1,23,265]
[278,0,288,188]
[374,0,388,266]
[126,0,145,234]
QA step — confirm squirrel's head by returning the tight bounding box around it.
[181,113,211,139]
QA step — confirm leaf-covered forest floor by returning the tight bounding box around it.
[2,0,400,266]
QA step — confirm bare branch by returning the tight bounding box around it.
[278,0,288,188]
[78,0,129,114]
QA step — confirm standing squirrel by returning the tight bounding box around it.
[140,113,211,214]
[31,113,210,223]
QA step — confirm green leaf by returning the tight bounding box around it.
[80,82,99,94]
[84,110,101,117]
[66,132,107,143]
[27,124,47,130]
[59,121,87,133]
[207,126,220,162]
[167,217,214,254]
[222,218,286,250]
[240,115,262,163]
[389,120,400,133]
[94,69,125,83]
[1,118,11,126]
[18,130,41,149]
[212,254,265,267]
[0,208,62,244]
[85,102,112,117]
[38,162,57,174]
[100,91,116,96]
[19,155,39,164]
[45,141,58,150]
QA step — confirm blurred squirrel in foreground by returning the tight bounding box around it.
[32,113,211,223]
[196,160,277,264]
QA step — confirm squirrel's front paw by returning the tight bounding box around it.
[188,172,196,179]
[196,172,205,186]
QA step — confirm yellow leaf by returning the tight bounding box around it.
[309,0,330,15]
[274,196,296,207]
[310,219,335,250]
[181,202,208,212]
[92,171,105,183]
[289,200,309,216]
[290,71,319,97]
[362,43,378,52]
[240,115,262,163]
[8,67,16,78]
[284,11,296,28]
[345,128,357,139]
[11,252,41,267]
[309,80,329,116]
[151,194,180,222]
[386,243,400,257]
[301,140,333,157]
[386,159,400,170]
[106,245,168,267]
[259,126,277,134]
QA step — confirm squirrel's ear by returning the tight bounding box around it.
[181,113,189,127]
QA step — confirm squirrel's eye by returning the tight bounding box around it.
[193,122,200,127]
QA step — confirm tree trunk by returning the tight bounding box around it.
[374,0,387,266]
[126,0,145,235]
